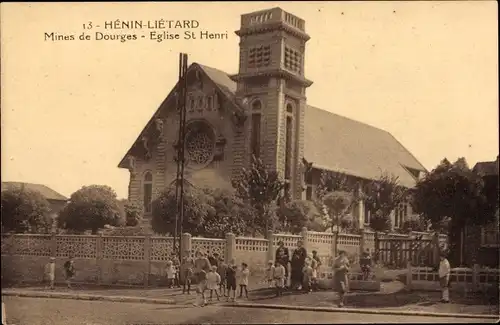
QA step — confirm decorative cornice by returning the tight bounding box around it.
[230,69,313,88]
[235,21,310,42]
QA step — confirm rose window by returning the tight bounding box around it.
[185,121,216,167]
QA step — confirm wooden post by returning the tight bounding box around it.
[50,232,57,258]
[96,233,103,285]
[144,235,151,288]
[472,264,480,291]
[406,260,413,291]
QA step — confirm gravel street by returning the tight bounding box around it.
[3,296,497,325]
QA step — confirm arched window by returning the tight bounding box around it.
[143,171,153,213]
[251,99,262,158]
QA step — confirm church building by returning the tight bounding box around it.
[118,7,427,231]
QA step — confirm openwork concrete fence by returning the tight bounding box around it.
[1,228,447,287]
[407,263,500,293]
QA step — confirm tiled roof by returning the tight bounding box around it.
[1,182,68,201]
[197,64,426,188]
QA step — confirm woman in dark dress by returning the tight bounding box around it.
[290,240,307,290]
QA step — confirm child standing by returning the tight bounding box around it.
[266,260,275,288]
[311,250,322,291]
[206,266,221,302]
[225,260,237,302]
[63,257,75,289]
[274,261,286,297]
[194,269,208,307]
[238,262,250,299]
[302,259,313,293]
[165,260,176,288]
[217,258,228,297]
[44,257,56,290]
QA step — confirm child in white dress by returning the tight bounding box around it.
[238,262,250,299]
[165,260,176,288]
[266,260,275,288]
[274,261,286,297]
[206,266,221,302]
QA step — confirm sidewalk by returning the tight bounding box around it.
[2,281,498,318]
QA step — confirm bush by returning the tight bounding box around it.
[119,199,143,227]
[151,185,214,236]
[277,200,326,234]
[58,185,125,234]
[151,185,255,238]
[1,188,53,233]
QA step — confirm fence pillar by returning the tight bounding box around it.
[96,233,103,285]
[301,227,309,252]
[332,232,338,259]
[267,230,275,263]
[406,261,413,291]
[359,230,366,256]
[144,235,151,288]
[225,233,235,263]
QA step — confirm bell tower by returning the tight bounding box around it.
[231,7,313,200]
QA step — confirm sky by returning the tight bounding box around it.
[1,1,498,199]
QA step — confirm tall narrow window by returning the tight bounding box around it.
[306,187,313,200]
[143,171,153,213]
[250,100,262,159]
[284,104,293,180]
[364,205,371,225]
[206,96,213,111]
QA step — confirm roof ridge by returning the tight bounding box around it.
[306,104,392,133]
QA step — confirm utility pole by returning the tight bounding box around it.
[174,53,188,264]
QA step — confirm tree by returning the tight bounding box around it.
[1,187,53,234]
[276,200,326,234]
[201,188,256,238]
[401,214,428,233]
[119,199,143,227]
[58,185,125,234]
[315,170,361,232]
[412,157,491,265]
[151,184,215,236]
[364,172,407,261]
[233,156,286,237]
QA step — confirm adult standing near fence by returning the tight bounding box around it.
[194,250,212,282]
[438,251,451,303]
[275,241,290,288]
[290,240,307,290]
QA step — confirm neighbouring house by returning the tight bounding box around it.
[464,156,500,267]
[1,181,68,216]
[117,7,427,231]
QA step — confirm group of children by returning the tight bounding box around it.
[265,250,322,297]
[190,259,250,307]
[43,256,76,289]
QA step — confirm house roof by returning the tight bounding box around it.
[120,63,427,188]
[473,157,499,176]
[1,182,68,201]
